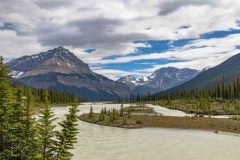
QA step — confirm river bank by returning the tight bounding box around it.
[79,113,240,134]
[53,103,240,160]
[78,104,240,134]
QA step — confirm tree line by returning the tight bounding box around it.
[12,83,77,105]
[129,77,240,102]
[0,56,79,160]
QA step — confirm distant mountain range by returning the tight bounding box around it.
[164,53,240,93]
[7,47,129,101]
[117,67,199,95]
[6,46,204,101]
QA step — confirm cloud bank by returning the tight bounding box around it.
[1,0,240,79]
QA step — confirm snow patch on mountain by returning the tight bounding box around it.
[10,70,24,79]
[118,67,199,94]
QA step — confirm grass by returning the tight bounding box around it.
[79,113,142,129]
[78,104,240,134]
[137,116,240,134]
[148,99,240,115]
[124,105,154,113]
[79,113,240,133]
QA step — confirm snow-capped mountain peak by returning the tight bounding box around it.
[7,46,91,78]
[117,67,199,94]
[6,47,130,101]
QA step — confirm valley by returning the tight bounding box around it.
[2,1,240,159]
[78,103,240,134]
[53,102,240,160]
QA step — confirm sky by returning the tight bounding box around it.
[1,0,240,80]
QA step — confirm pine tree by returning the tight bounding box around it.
[54,98,79,160]
[109,110,114,122]
[234,101,240,114]
[10,87,25,159]
[98,109,105,121]
[88,106,94,119]
[0,56,15,159]
[127,108,131,118]
[115,110,119,119]
[119,103,124,117]
[104,107,107,114]
[37,89,56,160]
[21,90,39,160]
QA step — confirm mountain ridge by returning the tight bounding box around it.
[118,67,199,95]
[163,53,240,93]
[7,47,130,101]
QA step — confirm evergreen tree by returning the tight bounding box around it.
[109,110,114,122]
[98,109,105,121]
[0,57,79,159]
[10,87,25,159]
[21,91,39,160]
[54,98,79,160]
[37,89,56,160]
[127,108,131,118]
[119,103,124,117]
[104,107,107,114]
[88,106,94,119]
[0,56,15,159]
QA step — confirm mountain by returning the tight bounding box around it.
[7,47,130,101]
[118,67,199,95]
[117,75,149,90]
[165,53,240,92]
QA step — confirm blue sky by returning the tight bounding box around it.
[90,28,240,78]
[1,0,240,79]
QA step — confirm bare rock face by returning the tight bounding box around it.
[117,67,199,95]
[167,53,240,93]
[7,47,130,101]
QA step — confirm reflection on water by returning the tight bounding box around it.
[53,103,240,160]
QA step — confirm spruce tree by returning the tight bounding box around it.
[10,87,25,159]
[119,104,124,117]
[0,56,15,159]
[22,90,39,160]
[37,89,56,160]
[127,108,131,118]
[88,106,94,119]
[104,107,107,114]
[54,98,79,160]
[98,109,105,121]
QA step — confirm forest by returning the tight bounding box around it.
[0,56,79,160]
[129,77,240,115]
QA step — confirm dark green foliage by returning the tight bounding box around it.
[0,56,79,160]
[127,108,131,118]
[37,89,56,160]
[131,76,240,103]
[89,106,94,119]
[109,108,120,122]
[119,103,124,117]
[0,56,15,159]
[21,91,39,160]
[55,98,79,160]
[11,83,77,106]
[103,107,107,114]
[98,109,105,121]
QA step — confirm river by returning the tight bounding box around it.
[52,103,240,160]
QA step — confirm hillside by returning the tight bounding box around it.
[7,47,130,101]
[165,53,240,92]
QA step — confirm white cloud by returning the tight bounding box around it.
[0,30,45,59]
[1,0,240,79]
[90,66,136,80]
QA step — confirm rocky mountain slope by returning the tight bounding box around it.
[7,47,130,101]
[118,67,199,94]
[165,53,240,93]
